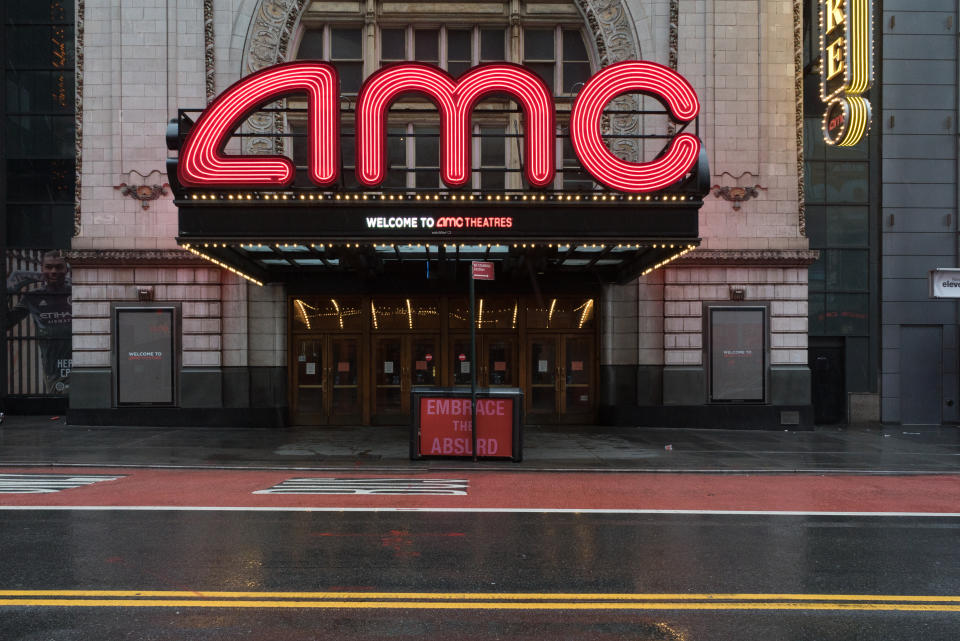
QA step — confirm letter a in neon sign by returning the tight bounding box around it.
[179,62,340,187]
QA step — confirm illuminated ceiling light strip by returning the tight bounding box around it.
[406,298,414,330]
[331,299,343,330]
[640,247,695,277]
[181,245,264,287]
[548,298,557,327]
[578,299,594,329]
[356,63,554,188]
[179,62,339,187]
[371,300,379,330]
[570,61,701,193]
[294,299,311,330]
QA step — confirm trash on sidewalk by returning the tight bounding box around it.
[664,444,673,451]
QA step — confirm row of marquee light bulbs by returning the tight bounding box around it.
[185,242,697,251]
[187,192,695,202]
[181,241,697,287]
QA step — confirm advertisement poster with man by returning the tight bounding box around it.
[5,250,72,395]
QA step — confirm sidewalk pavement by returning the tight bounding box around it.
[0,415,957,473]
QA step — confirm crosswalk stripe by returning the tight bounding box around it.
[0,474,123,494]
[253,478,468,495]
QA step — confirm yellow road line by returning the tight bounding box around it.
[1,590,959,602]
[0,599,959,612]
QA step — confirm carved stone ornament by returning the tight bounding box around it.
[240,0,310,155]
[678,249,820,267]
[115,183,170,210]
[711,184,766,211]
[75,0,85,237]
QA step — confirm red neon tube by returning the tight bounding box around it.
[178,62,339,188]
[356,63,554,188]
[570,61,701,193]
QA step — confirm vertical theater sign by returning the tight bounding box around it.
[819,0,874,146]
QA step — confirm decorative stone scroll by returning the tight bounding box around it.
[240,0,310,154]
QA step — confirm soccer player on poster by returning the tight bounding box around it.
[5,250,72,395]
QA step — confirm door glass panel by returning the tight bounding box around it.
[564,336,592,412]
[412,337,438,386]
[476,297,518,329]
[371,298,440,330]
[374,338,403,414]
[330,338,360,415]
[486,337,514,386]
[529,338,556,412]
[452,337,472,386]
[526,297,595,329]
[292,297,363,331]
[296,338,324,413]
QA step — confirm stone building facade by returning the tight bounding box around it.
[68,0,814,427]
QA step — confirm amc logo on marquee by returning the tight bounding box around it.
[177,61,702,194]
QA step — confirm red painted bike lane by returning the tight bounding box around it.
[1,468,959,513]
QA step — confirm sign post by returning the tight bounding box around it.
[470,261,494,461]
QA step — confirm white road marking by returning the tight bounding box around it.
[0,474,124,494]
[0,506,957,517]
[253,478,469,495]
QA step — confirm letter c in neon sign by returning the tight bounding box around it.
[179,62,339,188]
[570,61,701,193]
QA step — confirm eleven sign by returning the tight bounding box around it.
[177,61,702,194]
[819,0,874,146]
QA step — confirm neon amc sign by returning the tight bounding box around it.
[819,0,874,146]
[177,61,702,194]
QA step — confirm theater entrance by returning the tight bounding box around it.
[527,334,596,424]
[291,335,362,425]
[289,295,597,426]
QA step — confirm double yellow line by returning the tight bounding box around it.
[1,590,959,612]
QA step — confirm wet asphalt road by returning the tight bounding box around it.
[1,510,958,640]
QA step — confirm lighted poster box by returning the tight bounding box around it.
[114,306,178,406]
[709,306,767,403]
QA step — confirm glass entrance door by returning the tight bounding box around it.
[526,334,595,423]
[527,336,559,419]
[292,335,362,425]
[374,336,404,416]
[372,334,439,423]
[329,337,361,422]
[451,335,518,389]
[562,335,595,422]
[293,337,325,425]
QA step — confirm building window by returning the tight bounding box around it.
[804,104,871,337]
[523,28,590,95]
[293,14,595,191]
[3,0,75,248]
[371,26,507,72]
[296,25,363,92]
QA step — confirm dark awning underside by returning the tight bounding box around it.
[176,196,701,285]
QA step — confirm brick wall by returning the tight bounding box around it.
[72,265,224,369]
